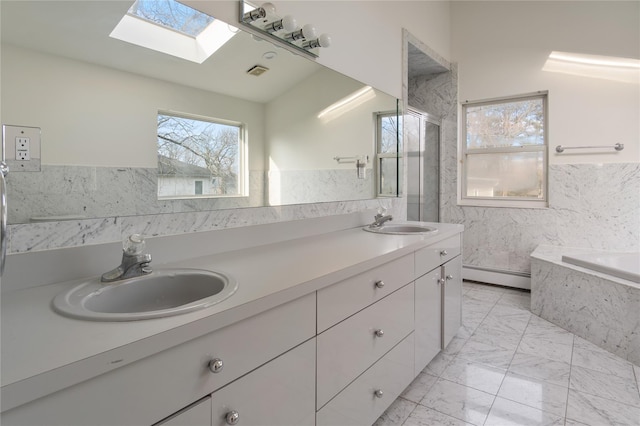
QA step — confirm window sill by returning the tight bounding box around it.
[457,199,549,209]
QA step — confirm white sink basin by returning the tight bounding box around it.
[363,222,439,235]
[52,269,238,321]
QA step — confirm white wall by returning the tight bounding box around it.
[1,45,266,169]
[266,67,396,170]
[184,1,451,99]
[451,1,640,165]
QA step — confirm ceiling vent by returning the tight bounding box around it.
[247,65,269,76]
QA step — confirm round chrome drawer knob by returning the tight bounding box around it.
[446,274,454,280]
[208,358,224,373]
[374,389,384,398]
[440,250,448,256]
[226,410,240,425]
[375,280,385,289]
[374,329,384,338]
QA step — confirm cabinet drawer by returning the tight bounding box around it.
[317,254,414,332]
[317,284,414,409]
[211,339,316,426]
[1,293,315,426]
[414,234,461,278]
[316,333,415,426]
[155,397,211,426]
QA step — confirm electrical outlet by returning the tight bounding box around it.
[2,124,41,172]
[16,137,30,161]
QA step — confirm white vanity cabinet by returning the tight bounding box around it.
[414,235,463,374]
[2,227,464,426]
[2,293,316,426]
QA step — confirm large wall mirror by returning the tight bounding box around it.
[0,0,400,225]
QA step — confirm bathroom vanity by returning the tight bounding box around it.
[0,222,463,426]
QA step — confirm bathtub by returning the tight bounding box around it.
[531,245,640,365]
[562,252,640,283]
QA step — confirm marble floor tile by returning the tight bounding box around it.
[464,288,503,304]
[443,334,469,355]
[420,379,495,426]
[497,371,569,417]
[403,405,474,426]
[423,351,454,377]
[484,397,565,426]
[485,397,564,426]
[517,333,573,364]
[566,389,640,426]
[440,357,507,395]
[372,395,417,426]
[569,364,640,407]
[496,292,531,311]
[456,339,517,369]
[572,336,637,380]
[508,352,571,387]
[401,372,438,403]
[468,327,522,350]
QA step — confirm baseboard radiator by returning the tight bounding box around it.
[462,265,531,290]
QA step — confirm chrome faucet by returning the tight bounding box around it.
[101,234,152,283]
[371,212,393,228]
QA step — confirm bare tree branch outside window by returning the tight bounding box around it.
[157,114,243,198]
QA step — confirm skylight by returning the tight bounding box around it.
[128,0,214,38]
[110,0,238,64]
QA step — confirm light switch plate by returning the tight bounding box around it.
[2,124,41,172]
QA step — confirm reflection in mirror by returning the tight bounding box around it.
[0,0,399,224]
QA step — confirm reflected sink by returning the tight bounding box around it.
[52,269,238,321]
[363,222,438,235]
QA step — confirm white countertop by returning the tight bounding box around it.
[1,223,462,411]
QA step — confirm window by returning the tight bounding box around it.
[376,110,402,197]
[461,92,548,208]
[157,112,246,199]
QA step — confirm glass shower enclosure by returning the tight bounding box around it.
[405,108,440,222]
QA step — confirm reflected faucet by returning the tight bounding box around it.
[101,234,152,283]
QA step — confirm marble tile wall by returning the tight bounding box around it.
[6,163,394,253]
[530,245,640,365]
[268,169,375,205]
[443,163,640,274]
[7,197,404,254]
[7,166,265,223]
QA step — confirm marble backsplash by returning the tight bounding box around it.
[7,197,403,254]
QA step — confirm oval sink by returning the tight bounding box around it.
[363,222,439,235]
[52,269,238,321]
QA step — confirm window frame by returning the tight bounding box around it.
[375,109,402,198]
[459,92,549,209]
[156,110,248,200]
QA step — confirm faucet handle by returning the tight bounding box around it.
[123,234,146,255]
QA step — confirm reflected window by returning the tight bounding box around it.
[157,112,246,199]
[461,93,548,208]
[376,111,402,197]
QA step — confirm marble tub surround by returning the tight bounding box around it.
[374,282,640,426]
[530,245,640,365]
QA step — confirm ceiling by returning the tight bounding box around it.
[0,0,321,103]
